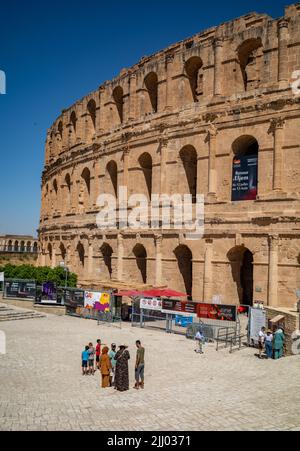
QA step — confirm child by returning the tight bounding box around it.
[82,346,89,376]
[88,342,95,375]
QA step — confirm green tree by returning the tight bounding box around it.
[1,264,77,288]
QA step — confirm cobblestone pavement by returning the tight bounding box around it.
[0,302,300,431]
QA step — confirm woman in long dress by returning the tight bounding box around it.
[100,347,112,388]
[115,345,130,392]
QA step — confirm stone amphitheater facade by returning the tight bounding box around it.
[39,3,300,308]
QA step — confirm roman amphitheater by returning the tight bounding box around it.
[39,3,300,308]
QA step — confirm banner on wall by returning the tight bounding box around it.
[232,154,258,201]
[4,280,36,300]
[161,300,198,317]
[197,303,237,322]
[41,282,57,303]
[84,291,111,312]
[140,298,162,311]
[63,289,85,308]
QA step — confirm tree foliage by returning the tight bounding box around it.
[0,264,77,288]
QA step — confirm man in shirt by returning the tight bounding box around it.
[195,329,205,354]
[81,346,90,376]
[96,339,101,370]
[134,340,145,390]
[258,327,266,359]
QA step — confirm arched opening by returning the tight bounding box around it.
[138,153,153,200]
[237,39,263,91]
[113,86,124,123]
[65,174,71,213]
[20,241,25,253]
[133,244,147,284]
[106,161,118,198]
[144,72,158,113]
[180,146,198,203]
[26,241,32,252]
[70,111,77,135]
[174,245,193,298]
[14,241,19,252]
[60,243,67,261]
[8,240,12,252]
[58,121,63,140]
[231,135,259,202]
[228,247,254,306]
[100,243,113,280]
[185,56,204,102]
[87,99,97,130]
[77,242,85,268]
[81,168,91,196]
[48,243,53,263]
[33,242,38,254]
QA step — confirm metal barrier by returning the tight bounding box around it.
[67,307,122,329]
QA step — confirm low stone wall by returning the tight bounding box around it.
[265,307,300,356]
[0,297,66,316]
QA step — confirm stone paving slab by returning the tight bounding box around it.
[0,305,299,431]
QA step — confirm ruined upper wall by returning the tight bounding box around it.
[44,3,300,167]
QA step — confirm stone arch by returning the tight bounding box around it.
[174,245,193,297]
[138,152,153,200]
[100,243,113,280]
[106,161,118,198]
[179,145,198,203]
[70,111,77,134]
[144,72,158,113]
[26,241,32,252]
[80,168,91,209]
[185,56,204,103]
[76,242,85,268]
[7,240,13,252]
[113,86,124,123]
[133,244,147,284]
[231,135,259,202]
[58,121,63,140]
[20,241,25,253]
[47,243,53,265]
[87,99,96,130]
[33,242,38,254]
[237,38,263,91]
[64,173,72,213]
[14,240,19,252]
[227,246,254,306]
[59,243,67,261]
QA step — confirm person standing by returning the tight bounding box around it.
[96,339,102,370]
[99,347,112,388]
[265,330,273,359]
[81,345,89,376]
[88,342,95,375]
[109,344,117,387]
[195,329,205,354]
[258,327,266,359]
[115,345,130,392]
[273,326,285,360]
[134,340,145,390]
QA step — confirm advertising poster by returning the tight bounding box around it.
[4,280,36,300]
[64,289,85,308]
[84,291,111,312]
[140,298,162,311]
[41,282,57,303]
[197,303,237,322]
[162,300,198,317]
[232,154,258,201]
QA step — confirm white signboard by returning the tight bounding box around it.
[249,307,266,344]
[140,298,162,312]
[0,273,4,283]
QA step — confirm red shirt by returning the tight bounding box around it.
[96,344,101,357]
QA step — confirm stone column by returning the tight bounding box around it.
[155,234,163,287]
[213,39,223,97]
[129,74,137,121]
[117,234,124,281]
[52,243,57,268]
[207,124,218,201]
[97,87,105,134]
[92,160,101,208]
[159,137,168,194]
[268,235,279,307]
[278,19,289,83]
[203,239,213,302]
[122,145,130,188]
[165,54,174,111]
[71,170,79,214]
[270,118,286,192]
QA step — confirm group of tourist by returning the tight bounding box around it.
[258,326,285,360]
[81,340,145,392]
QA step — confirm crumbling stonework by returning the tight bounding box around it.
[39,4,300,308]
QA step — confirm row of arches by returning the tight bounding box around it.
[44,134,260,218]
[0,240,38,253]
[48,37,265,156]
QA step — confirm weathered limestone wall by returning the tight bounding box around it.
[39,4,300,308]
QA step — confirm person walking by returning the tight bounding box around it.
[195,329,205,354]
[265,330,273,359]
[134,340,145,390]
[258,327,266,359]
[273,326,285,360]
[99,347,112,388]
[109,344,117,387]
[115,345,130,392]
[88,342,95,375]
[81,345,90,376]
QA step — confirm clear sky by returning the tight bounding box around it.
[0,0,289,237]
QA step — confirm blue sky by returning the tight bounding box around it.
[0,0,288,236]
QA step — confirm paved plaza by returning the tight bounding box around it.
[0,302,300,431]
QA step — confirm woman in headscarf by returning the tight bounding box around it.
[99,346,112,388]
[273,326,285,360]
[115,345,130,392]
